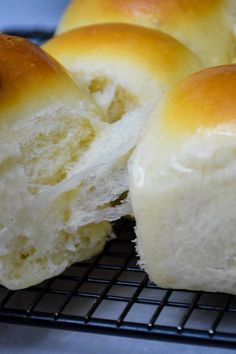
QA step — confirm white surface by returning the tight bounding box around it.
[0,323,234,354]
[0,1,234,353]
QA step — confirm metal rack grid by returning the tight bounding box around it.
[1,29,236,348]
[0,218,236,348]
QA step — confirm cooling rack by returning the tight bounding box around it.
[1,29,236,349]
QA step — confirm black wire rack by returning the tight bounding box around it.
[2,28,54,45]
[1,29,236,349]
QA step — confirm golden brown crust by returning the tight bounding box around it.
[44,23,201,83]
[0,34,80,119]
[58,0,221,32]
[161,64,236,138]
[57,0,235,66]
[109,0,218,16]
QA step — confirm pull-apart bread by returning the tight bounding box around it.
[0,34,112,289]
[0,30,200,289]
[43,23,201,219]
[3,0,236,293]
[129,65,236,295]
[56,0,236,66]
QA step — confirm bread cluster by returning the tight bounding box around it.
[0,34,118,289]
[1,0,236,292]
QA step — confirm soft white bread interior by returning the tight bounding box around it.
[0,34,114,290]
[129,64,236,295]
[43,23,202,220]
[56,0,236,67]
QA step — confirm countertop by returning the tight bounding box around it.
[0,322,234,354]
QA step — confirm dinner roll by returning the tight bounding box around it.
[129,64,236,295]
[43,23,202,221]
[0,34,112,290]
[57,0,236,67]
[44,24,202,112]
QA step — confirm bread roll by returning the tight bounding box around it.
[56,0,236,67]
[129,64,236,295]
[43,23,201,223]
[0,34,113,290]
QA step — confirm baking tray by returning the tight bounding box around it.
[1,29,236,349]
